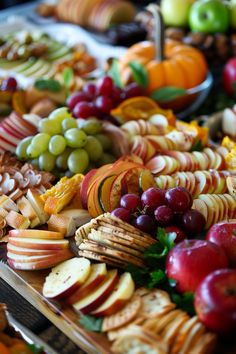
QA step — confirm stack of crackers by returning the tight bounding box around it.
[101,288,217,354]
[75,213,157,268]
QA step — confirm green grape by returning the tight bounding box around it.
[39,151,56,172]
[15,136,33,160]
[49,135,66,156]
[67,149,89,174]
[81,119,102,135]
[61,117,77,132]
[64,128,87,148]
[38,118,62,135]
[96,153,116,167]
[26,144,41,158]
[84,136,103,162]
[31,133,50,153]
[95,133,112,151]
[56,148,72,170]
[30,158,39,169]
[48,107,71,123]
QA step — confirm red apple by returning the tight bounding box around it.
[80,169,97,209]
[8,237,69,250]
[195,268,236,334]
[9,229,64,240]
[223,58,236,95]
[206,221,236,268]
[166,239,228,293]
[7,243,68,256]
[43,257,91,299]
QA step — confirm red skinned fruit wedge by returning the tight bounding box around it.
[166,239,229,293]
[9,229,64,240]
[91,272,134,317]
[67,263,107,305]
[43,257,91,300]
[73,269,119,314]
[206,221,236,268]
[8,237,69,250]
[195,268,236,334]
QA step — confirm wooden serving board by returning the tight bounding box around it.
[0,247,112,354]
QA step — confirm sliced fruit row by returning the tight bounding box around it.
[0,112,36,153]
[122,119,160,137]
[42,257,135,318]
[192,193,236,229]
[155,170,230,198]
[146,147,226,176]
[81,156,155,218]
[7,229,73,270]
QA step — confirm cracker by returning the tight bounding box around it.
[150,310,184,334]
[178,322,206,354]
[190,332,217,354]
[78,250,126,268]
[107,317,146,341]
[171,316,199,354]
[134,287,151,297]
[161,311,189,347]
[140,289,176,318]
[88,229,144,257]
[79,241,145,267]
[102,295,142,332]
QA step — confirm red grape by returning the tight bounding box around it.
[83,82,97,98]
[182,209,206,234]
[141,187,166,211]
[154,205,173,226]
[111,86,123,104]
[164,225,187,243]
[123,83,144,99]
[73,102,96,119]
[133,214,156,234]
[1,77,17,91]
[165,187,192,212]
[97,76,113,96]
[95,96,113,114]
[120,193,141,211]
[111,207,131,222]
[67,92,90,111]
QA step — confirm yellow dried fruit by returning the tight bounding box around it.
[41,174,84,214]
[225,146,236,172]
[221,136,236,151]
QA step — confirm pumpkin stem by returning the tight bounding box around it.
[146,4,164,62]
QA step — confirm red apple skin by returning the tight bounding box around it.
[92,299,127,317]
[166,239,229,293]
[223,58,236,96]
[80,169,97,209]
[195,269,236,334]
[80,273,119,314]
[206,222,236,268]
[67,273,107,305]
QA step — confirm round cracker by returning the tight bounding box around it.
[171,316,199,354]
[140,289,176,318]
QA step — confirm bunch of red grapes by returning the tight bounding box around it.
[66,76,143,121]
[1,77,18,91]
[112,187,206,241]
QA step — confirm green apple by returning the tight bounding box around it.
[230,0,236,29]
[189,0,230,33]
[160,0,195,27]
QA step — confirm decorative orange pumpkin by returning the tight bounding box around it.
[118,4,208,94]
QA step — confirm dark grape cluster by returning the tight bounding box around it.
[1,77,18,91]
[66,76,143,121]
[111,187,206,240]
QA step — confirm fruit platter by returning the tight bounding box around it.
[1,1,236,353]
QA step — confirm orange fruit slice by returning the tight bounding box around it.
[111,96,158,121]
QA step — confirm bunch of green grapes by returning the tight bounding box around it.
[16,107,116,174]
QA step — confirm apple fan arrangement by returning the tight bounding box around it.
[0,3,236,354]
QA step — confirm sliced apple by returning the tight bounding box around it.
[9,229,64,240]
[7,250,73,270]
[7,243,67,256]
[6,211,30,229]
[7,250,72,263]
[73,269,119,314]
[67,263,107,305]
[192,151,209,170]
[43,257,91,299]
[8,237,69,250]
[91,272,134,317]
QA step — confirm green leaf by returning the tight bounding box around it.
[128,61,148,88]
[151,86,186,102]
[27,343,44,354]
[171,292,195,316]
[148,269,166,289]
[126,264,150,287]
[157,228,176,251]
[168,278,177,287]
[79,314,103,332]
[62,67,73,88]
[35,79,61,92]
[109,59,124,88]
[190,139,203,152]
